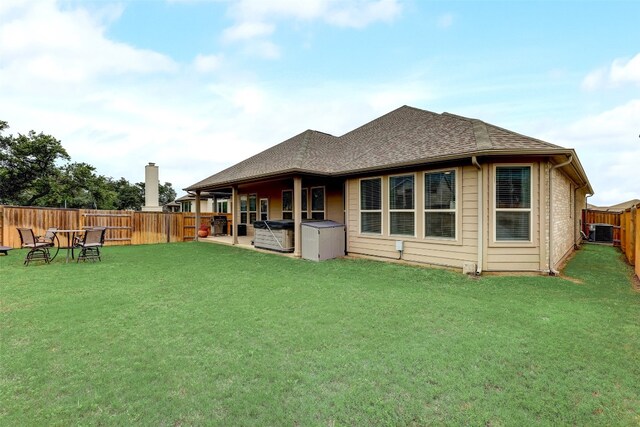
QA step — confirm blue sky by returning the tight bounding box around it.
[1,0,638,205]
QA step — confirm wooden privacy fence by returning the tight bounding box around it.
[582,209,622,245]
[0,205,230,248]
[619,204,639,280]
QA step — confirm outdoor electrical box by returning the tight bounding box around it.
[395,240,404,252]
[301,221,345,261]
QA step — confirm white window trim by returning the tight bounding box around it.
[424,167,460,241]
[248,193,257,224]
[301,187,309,219]
[388,173,416,238]
[239,194,248,224]
[310,186,326,220]
[282,189,293,219]
[260,197,268,221]
[359,177,383,235]
[493,164,533,244]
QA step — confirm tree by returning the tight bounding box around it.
[1,120,175,210]
[136,182,177,207]
[0,121,69,206]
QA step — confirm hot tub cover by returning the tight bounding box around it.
[253,220,295,230]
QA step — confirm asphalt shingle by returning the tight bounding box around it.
[187,105,566,190]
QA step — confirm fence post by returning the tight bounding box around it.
[0,205,4,246]
[630,206,636,266]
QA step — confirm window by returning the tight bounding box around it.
[360,178,382,234]
[181,201,192,212]
[240,195,248,224]
[216,199,228,213]
[301,188,308,219]
[424,170,456,239]
[248,194,257,224]
[311,187,325,220]
[495,166,531,241]
[282,190,293,220]
[260,198,268,221]
[389,175,415,236]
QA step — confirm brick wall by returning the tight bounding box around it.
[551,168,576,268]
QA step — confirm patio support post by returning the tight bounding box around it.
[293,176,302,257]
[195,190,201,241]
[232,185,239,245]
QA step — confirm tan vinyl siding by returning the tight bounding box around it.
[346,165,478,269]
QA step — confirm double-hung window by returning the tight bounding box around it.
[360,178,382,234]
[389,174,415,236]
[495,166,532,241]
[282,190,293,220]
[260,198,268,221]
[248,194,257,224]
[424,170,456,239]
[240,195,248,224]
[311,187,325,220]
[301,188,308,219]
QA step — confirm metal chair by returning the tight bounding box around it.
[17,228,52,266]
[38,227,60,261]
[76,227,106,262]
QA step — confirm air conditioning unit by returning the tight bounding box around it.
[589,223,613,243]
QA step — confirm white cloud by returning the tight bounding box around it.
[221,0,402,58]
[535,99,640,206]
[324,0,402,28]
[582,52,640,90]
[221,21,275,42]
[0,0,177,89]
[193,54,223,73]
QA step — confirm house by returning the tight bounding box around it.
[186,106,593,274]
[173,192,232,213]
[587,199,640,213]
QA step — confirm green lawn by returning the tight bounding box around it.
[1,243,639,426]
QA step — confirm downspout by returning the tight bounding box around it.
[548,155,573,275]
[471,156,483,275]
[574,183,588,247]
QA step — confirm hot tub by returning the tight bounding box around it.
[253,220,295,252]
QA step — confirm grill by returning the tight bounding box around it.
[212,216,228,235]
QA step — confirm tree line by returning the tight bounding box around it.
[0,120,176,210]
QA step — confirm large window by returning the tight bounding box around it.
[424,170,456,239]
[360,178,382,234]
[216,199,229,213]
[248,194,257,224]
[389,175,415,236]
[495,166,531,241]
[311,187,325,220]
[282,190,293,220]
[260,198,268,221]
[240,195,248,224]
[301,188,308,220]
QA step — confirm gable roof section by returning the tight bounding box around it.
[186,105,581,191]
[187,130,339,188]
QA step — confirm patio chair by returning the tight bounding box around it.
[76,227,106,262]
[37,227,60,260]
[17,227,52,266]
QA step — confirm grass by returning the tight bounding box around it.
[1,242,639,426]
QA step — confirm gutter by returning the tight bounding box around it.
[548,155,573,275]
[471,156,483,274]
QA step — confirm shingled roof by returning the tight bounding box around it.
[186,105,572,190]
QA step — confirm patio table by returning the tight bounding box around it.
[53,229,85,263]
